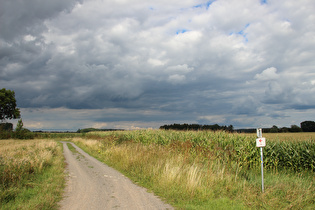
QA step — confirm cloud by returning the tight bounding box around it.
[165,64,194,74]
[167,74,186,84]
[198,115,226,124]
[0,0,82,41]
[254,67,279,81]
[1,0,315,130]
[251,67,315,110]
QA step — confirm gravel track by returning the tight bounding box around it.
[59,142,173,210]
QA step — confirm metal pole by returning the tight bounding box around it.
[256,128,265,193]
[260,147,264,193]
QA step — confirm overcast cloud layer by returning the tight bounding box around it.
[1,0,315,130]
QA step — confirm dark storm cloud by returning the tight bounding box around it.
[0,0,82,41]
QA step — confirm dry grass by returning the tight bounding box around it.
[0,140,57,175]
[0,139,65,209]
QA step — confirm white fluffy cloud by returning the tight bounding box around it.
[255,67,279,81]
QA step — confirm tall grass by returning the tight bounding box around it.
[0,140,65,209]
[73,130,315,209]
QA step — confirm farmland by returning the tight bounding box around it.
[1,130,314,209]
[75,130,315,209]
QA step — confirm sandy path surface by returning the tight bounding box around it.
[59,142,173,210]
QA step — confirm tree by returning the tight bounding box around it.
[279,127,289,133]
[0,88,21,122]
[270,125,279,133]
[13,118,33,139]
[289,125,302,132]
[15,119,23,132]
[227,125,234,132]
[300,121,315,132]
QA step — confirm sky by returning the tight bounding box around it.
[1,0,315,131]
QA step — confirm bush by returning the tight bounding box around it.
[0,123,13,131]
[0,131,13,139]
[0,129,34,140]
[13,129,34,139]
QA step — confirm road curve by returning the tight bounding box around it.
[59,142,173,210]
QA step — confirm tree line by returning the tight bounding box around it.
[160,123,234,131]
[160,121,315,133]
[77,128,124,133]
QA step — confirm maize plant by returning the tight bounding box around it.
[88,130,315,172]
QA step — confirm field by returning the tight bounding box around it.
[1,130,314,209]
[0,139,65,209]
[75,130,315,209]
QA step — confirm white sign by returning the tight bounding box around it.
[256,137,266,147]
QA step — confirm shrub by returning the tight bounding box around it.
[13,128,34,139]
[0,123,13,131]
[0,131,13,139]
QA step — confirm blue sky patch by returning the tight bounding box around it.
[230,23,250,42]
[260,0,267,4]
[176,29,189,34]
[193,1,215,10]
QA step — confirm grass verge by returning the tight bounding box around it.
[66,142,77,153]
[0,140,65,209]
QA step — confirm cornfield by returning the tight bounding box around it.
[87,130,315,172]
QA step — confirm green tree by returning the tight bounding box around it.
[0,88,21,122]
[227,125,234,132]
[279,127,289,133]
[15,118,23,132]
[300,121,315,132]
[14,118,33,139]
[270,125,279,133]
[289,125,302,132]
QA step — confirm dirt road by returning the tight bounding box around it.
[59,142,173,210]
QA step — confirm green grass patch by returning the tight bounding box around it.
[66,142,78,153]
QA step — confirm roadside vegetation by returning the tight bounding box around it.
[73,130,315,209]
[0,139,65,209]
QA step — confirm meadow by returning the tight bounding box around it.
[74,130,315,209]
[0,139,65,209]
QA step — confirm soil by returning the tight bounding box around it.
[59,142,173,210]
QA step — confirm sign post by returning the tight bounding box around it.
[256,128,265,193]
